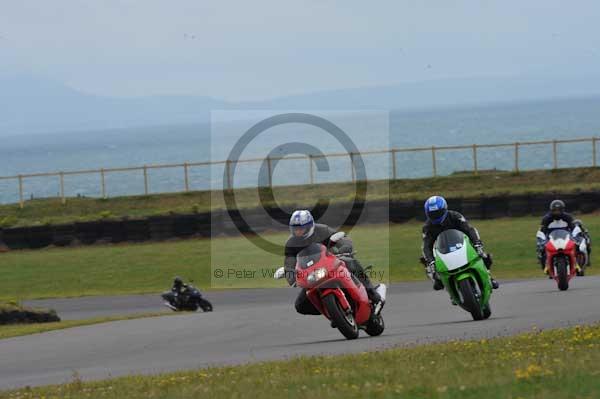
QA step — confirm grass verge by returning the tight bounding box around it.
[2,323,600,398]
[0,215,598,300]
[1,167,599,228]
[0,311,172,340]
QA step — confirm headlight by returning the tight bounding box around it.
[307,268,327,284]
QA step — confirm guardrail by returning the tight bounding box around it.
[1,136,598,208]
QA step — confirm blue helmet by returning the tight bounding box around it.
[289,210,315,239]
[424,195,448,224]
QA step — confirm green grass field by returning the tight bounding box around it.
[1,167,599,228]
[0,311,173,340]
[0,215,597,301]
[2,323,599,398]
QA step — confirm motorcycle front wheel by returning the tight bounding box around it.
[458,278,484,321]
[323,294,359,340]
[556,257,569,291]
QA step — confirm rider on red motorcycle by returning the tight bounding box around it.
[536,200,575,270]
[284,210,382,315]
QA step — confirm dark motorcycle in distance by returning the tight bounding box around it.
[161,285,213,312]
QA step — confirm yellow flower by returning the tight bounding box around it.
[514,364,552,380]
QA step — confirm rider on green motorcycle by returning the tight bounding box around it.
[421,195,499,291]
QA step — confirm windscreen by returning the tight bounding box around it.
[549,229,571,241]
[296,243,323,270]
[434,229,466,255]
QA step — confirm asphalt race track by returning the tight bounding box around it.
[3,277,600,390]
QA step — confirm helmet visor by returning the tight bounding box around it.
[427,209,447,222]
[291,226,309,238]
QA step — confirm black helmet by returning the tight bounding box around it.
[550,199,565,216]
[173,276,183,286]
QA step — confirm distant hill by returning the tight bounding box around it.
[243,75,600,110]
[2,74,600,136]
[0,76,229,135]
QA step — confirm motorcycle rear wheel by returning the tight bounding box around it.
[482,303,492,319]
[365,313,385,336]
[323,295,359,340]
[198,299,213,312]
[576,253,586,276]
[458,278,484,321]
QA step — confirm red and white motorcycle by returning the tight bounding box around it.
[537,226,587,291]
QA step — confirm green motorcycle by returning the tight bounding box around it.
[434,229,493,321]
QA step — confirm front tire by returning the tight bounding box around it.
[556,257,569,291]
[323,294,359,340]
[458,279,484,321]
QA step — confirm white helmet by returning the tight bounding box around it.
[289,210,315,239]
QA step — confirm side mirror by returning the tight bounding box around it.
[274,267,286,280]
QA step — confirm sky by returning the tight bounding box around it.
[1,1,600,101]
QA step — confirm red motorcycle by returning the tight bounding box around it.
[544,229,578,291]
[276,234,386,340]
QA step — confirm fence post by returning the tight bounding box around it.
[431,146,437,177]
[472,144,478,175]
[266,156,273,188]
[59,172,65,204]
[553,140,558,170]
[350,153,356,182]
[391,149,397,180]
[183,163,190,192]
[308,155,314,185]
[100,169,107,199]
[18,175,24,209]
[225,160,232,190]
[143,166,149,195]
[514,142,520,173]
[593,137,597,168]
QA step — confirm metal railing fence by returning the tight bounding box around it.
[1,137,597,208]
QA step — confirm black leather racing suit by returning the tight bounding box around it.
[422,210,486,266]
[540,212,575,235]
[284,223,375,315]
